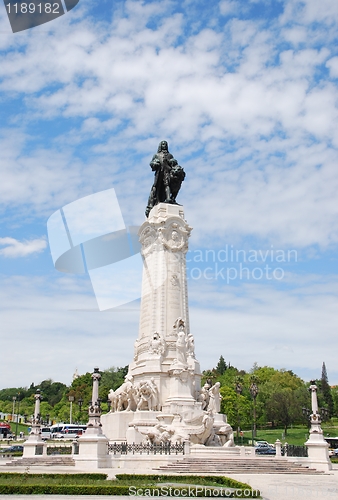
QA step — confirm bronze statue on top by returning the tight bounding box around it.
[145,140,185,217]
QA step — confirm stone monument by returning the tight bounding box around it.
[75,367,111,469]
[23,390,46,457]
[101,141,233,448]
[304,381,332,472]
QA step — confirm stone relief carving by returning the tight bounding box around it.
[159,222,190,253]
[108,377,160,413]
[170,273,180,287]
[148,332,166,356]
[139,226,157,248]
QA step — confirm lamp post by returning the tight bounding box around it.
[87,367,102,428]
[78,398,83,423]
[12,396,16,422]
[302,406,311,429]
[320,407,329,422]
[15,394,21,440]
[235,380,243,444]
[69,395,75,424]
[250,382,259,440]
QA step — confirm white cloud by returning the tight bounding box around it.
[326,56,338,78]
[0,0,338,390]
[0,275,139,387]
[219,1,239,17]
[1,270,337,388]
[0,237,47,257]
[188,273,338,382]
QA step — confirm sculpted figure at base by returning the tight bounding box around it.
[145,140,185,217]
[109,377,160,412]
[176,324,188,366]
[208,382,222,413]
[198,382,211,410]
[108,375,137,412]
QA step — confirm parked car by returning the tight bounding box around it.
[255,445,276,455]
[0,445,24,453]
[331,448,338,457]
[8,445,23,453]
[255,440,274,448]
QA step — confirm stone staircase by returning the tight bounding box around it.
[5,456,75,467]
[155,456,323,474]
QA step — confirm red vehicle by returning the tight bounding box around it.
[0,422,12,438]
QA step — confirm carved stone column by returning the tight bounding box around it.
[75,367,111,469]
[304,382,332,472]
[23,390,46,458]
[128,203,201,408]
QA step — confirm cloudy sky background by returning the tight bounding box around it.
[1,0,338,389]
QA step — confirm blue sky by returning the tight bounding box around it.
[1,0,338,389]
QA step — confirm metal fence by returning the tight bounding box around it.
[282,444,308,457]
[47,445,72,455]
[107,441,185,456]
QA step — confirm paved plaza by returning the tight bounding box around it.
[1,461,338,500]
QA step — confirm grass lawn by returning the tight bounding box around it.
[0,473,261,497]
[240,421,338,446]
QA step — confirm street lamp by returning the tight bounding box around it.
[14,394,21,440]
[250,382,259,440]
[302,407,311,430]
[234,380,243,444]
[78,398,83,423]
[69,395,75,424]
[320,407,329,422]
[12,396,16,422]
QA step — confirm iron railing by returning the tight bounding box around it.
[282,444,308,457]
[47,445,72,455]
[107,441,185,455]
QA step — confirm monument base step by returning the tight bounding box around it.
[5,456,75,467]
[155,457,324,474]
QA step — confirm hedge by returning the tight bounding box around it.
[0,484,130,495]
[115,474,253,490]
[0,473,107,481]
[0,484,260,497]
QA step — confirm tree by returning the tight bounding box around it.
[321,362,334,417]
[220,386,251,430]
[266,387,307,435]
[216,356,227,375]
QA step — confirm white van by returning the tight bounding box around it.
[40,427,52,440]
[50,424,86,439]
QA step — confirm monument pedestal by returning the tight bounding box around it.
[303,384,332,472]
[305,420,332,472]
[23,427,46,458]
[101,412,135,442]
[75,428,111,469]
[75,368,111,469]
